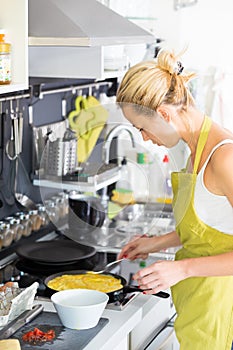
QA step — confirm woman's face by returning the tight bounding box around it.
[122,104,181,148]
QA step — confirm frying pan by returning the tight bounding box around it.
[15,241,96,265]
[44,270,169,302]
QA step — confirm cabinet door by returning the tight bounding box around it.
[146,326,179,350]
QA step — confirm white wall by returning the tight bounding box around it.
[102,0,233,200]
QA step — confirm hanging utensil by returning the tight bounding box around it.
[0,102,15,206]
[14,156,37,210]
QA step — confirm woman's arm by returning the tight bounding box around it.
[182,251,233,277]
[134,251,233,295]
[118,230,181,260]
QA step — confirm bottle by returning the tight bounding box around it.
[133,152,150,203]
[0,30,11,85]
[112,156,134,204]
[116,157,132,191]
[162,154,173,203]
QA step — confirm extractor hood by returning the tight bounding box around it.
[28,0,155,47]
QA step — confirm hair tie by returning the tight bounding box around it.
[177,61,184,75]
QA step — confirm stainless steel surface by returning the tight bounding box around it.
[0,304,44,339]
[32,120,67,174]
[15,157,37,210]
[64,202,177,254]
[28,0,155,47]
[101,124,136,201]
[102,125,136,165]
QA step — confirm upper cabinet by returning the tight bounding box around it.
[0,0,28,94]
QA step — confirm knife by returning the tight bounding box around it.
[0,304,44,339]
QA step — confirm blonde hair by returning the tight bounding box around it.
[116,48,196,114]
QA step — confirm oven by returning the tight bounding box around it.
[144,314,179,350]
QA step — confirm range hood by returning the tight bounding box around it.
[28,0,155,47]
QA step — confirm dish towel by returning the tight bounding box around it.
[68,95,109,163]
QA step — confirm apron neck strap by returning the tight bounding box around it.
[193,116,212,174]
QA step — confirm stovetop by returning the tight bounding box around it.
[0,227,138,310]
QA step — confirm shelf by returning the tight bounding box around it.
[33,172,120,192]
[0,82,28,94]
[29,45,128,80]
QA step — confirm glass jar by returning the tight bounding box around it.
[58,192,69,216]
[44,200,60,224]
[0,221,14,247]
[15,212,33,237]
[0,231,3,251]
[51,195,65,218]
[36,204,50,227]
[4,217,23,242]
[28,210,42,231]
[0,30,11,85]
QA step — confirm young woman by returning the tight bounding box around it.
[116,48,233,350]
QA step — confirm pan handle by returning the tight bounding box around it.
[124,285,170,299]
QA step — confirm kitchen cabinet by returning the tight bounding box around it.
[29,45,129,80]
[0,0,28,94]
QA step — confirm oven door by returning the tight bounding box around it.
[144,320,179,350]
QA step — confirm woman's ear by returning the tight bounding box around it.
[156,106,172,123]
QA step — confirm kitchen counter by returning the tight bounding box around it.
[34,292,174,350]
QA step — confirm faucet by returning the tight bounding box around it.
[101,125,136,210]
[102,124,136,164]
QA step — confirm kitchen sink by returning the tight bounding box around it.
[109,202,175,238]
[111,202,173,222]
[64,202,175,251]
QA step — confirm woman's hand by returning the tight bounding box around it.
[117,235,154,260]
[133,260,187,294]
[118,230,181,261]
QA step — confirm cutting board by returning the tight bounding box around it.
[12,312,109,350]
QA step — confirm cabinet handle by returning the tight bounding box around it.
[157,328,175,350]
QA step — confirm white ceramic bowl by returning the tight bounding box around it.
[51,289,109,330]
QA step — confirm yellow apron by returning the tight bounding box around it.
[171,116,233,350]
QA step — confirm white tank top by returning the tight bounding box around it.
[194,139,233,234]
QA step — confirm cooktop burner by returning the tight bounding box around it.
[0,228,139,310]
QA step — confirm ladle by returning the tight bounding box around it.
[14,157,37,210]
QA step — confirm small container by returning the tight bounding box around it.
[28,210,42,231]
[4,217,23,242]
[0,30,11,85]
[0,232,3,250]
[51,196,65,218]
[36,204,50,227]
[0,221,13,247]
[44,200,60,224]
[15,212,33,237]
[58,192,69,216]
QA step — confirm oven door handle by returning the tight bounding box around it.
[145,325,176,350]
[156,328,175,350]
